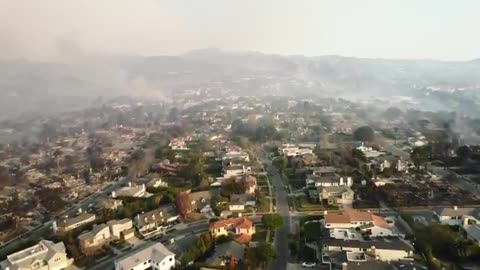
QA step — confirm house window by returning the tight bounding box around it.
[169,258,173,261]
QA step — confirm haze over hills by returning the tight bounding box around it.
[1,49,480,120]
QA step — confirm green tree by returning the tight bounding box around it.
[411,145,430,171]
[273,156,288,172]
[353,126,375,142]
[262,213,283,230]
[255,241,276,267]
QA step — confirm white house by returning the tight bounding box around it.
[112,182,151,198]
[114,242,175,270]
[223,165,251,178]
[323,237,414,262]
[433,206,480,226]
[0,240,74,270]
[356,143,384,158]
[324,210,393,237]
[279,144,313,157]
[306,174,352,188]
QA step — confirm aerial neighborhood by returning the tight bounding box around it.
[1,95,480,270]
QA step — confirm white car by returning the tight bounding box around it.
[302,262,316,268]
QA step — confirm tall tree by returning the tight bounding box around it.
[411,145,430,171]
[255,241,276,267]
[175,192,191,218]
[353,126,375,142]
[262,213,283,230]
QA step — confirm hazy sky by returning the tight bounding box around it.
[1,0,479,61]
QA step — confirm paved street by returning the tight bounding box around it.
[270,166,291,270]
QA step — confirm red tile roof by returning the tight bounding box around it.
[325,212,351,224]
[209,217,253,230]
[345,209,374,222]
[372,214,390,229]
[234,233,252,244]
[325,210,390,229]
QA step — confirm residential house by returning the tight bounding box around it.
[321,252,420,270]
[306,174,353,188]
[240,175,257,194]
[324,210,393,237]
[95,198,123,211]
[107,218,133,240]
[168,137,190,150]
[433,206,480,245]
[0,240,74,270]
[189,190,220,213]
[322,234,414,262]
[78,224,111,253]
[355,143,384,158]
[53,212,96,233]
[114,242,175,270]
[229,194,256,211]
[223,165,251,178]
[223,151,250,162]
[279,144,313,157]
[433,206,480,226]
[111,182,151,198]
[134,205,179,237]
[319,185,354,206]
[209,217,255,243]
[205,241,245,267]
[462,217,480,246]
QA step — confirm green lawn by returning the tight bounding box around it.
[257,197,272,212]
[252,224,269,242]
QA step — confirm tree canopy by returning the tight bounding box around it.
[261,213,283,230]
[383,107,403,120]
[353,126,375,142]
[411,145,431,171]
[253,241,276,267]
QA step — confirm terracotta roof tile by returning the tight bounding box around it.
[234,233,252,244]
[209,217,253,230]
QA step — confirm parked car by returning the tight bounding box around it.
[302,262,316,268]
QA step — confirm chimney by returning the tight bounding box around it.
[78,208,82,214]
[347,177,352,186]
[128,182,132,187]
[370,246,376,256]
[463,217,469,227]
[142,184,146,191]
[324,210,328,215]
[342,262,348,270]
[454,206,458,211]
[112,191,116,198]
[340,177,344,186]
